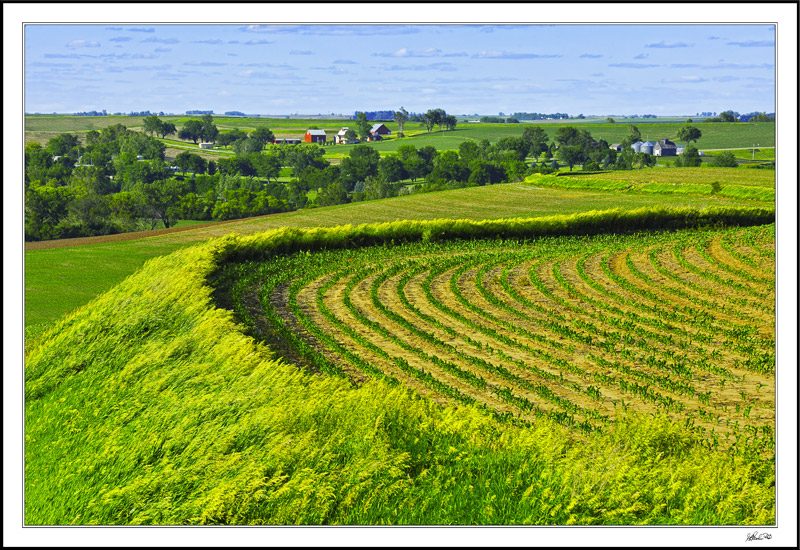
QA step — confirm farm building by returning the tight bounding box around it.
[199,142,214,149]
[640,141,656,155]
[631,141,643,153]
[304,129,327,143]
[369,123,391,136]
[654,139,678,156]
[273,138,302,145]
[609,143,623,152]
[335,127,358,145]
[366,134,383,142]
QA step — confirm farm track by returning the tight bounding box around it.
[222,225,776,446]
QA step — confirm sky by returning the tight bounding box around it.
[24,23,776,117]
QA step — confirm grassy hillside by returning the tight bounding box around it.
[24,208,775,525]
[25,179,771,328]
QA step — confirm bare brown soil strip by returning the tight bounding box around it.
[568,251,774,401]
[624,247,762,329]
[461,261,775,423]
[501,256,774,427]
[650,245,769,318]
[709,234,776,283]
[298,270,520,414]
[346,270,554,420]
[682,242,773,300]
[621,248,776,371]
[364,267,608,422]
[426,263,699,419]
[675,245,773,311]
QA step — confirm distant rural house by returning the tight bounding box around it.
[199,142,214,149]
[304,129,327,143]
[609,143,623,152]
[653,139,677,156]
[369,123,391,137]
[335,127,358,145]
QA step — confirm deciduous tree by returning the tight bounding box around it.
[394,107,409,137]
[677,125,702,144]
[178,120,204,144]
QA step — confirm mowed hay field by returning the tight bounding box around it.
[25,208,776,525]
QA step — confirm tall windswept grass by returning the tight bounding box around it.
[25,206,775,525]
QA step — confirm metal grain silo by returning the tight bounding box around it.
[640,141,655,155]
[631,141,643,153]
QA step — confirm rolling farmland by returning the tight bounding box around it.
[25,115,776,156]
[24,208,777,525]
[26,179,765,328]
[222,224,775,450]
[22,117,779,527]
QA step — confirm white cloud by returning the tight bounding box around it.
[472,50,560,59]
[727,40,774,47]
[645,40,692,48]
[66,40,100,48]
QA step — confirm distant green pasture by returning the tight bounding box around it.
[26,115,774,151]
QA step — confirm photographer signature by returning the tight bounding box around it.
[746,531,772,541]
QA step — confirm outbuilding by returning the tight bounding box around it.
[631,141,643,153]
[304,129,327,143]
[199,142,214,149]
[640,141,656,155]
[369,123,391,136]
[609,143,623,152]
[653,139,677,157]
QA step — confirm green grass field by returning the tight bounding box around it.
[25,179,772,328]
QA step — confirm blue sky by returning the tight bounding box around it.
[24,24,776,116]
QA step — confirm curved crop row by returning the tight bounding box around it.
[223,222,775,452]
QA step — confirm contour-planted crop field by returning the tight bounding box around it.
[25,207,777,525]
[221,223,775,452]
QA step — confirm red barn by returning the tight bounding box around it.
[369,123,391,136]
[304,129,327,143]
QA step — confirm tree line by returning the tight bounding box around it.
[24,116,720,242]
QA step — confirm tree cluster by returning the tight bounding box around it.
[24,123,292,241]
[178,114,219,144]
[510,112,569,120]
[479,116,519,124]
[420,108,457,133]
